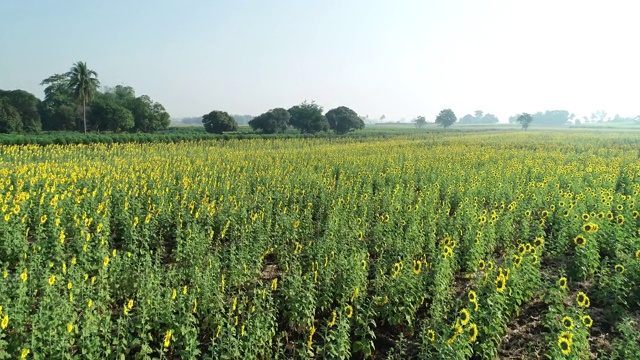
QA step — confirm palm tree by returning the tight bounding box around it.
[66,61,100,134]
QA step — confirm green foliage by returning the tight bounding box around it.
[459,111,499,124]
[288,101,329,133]
[89,99,135,132]
[413,116,427,128]
[435,109,457,128]
[249,108,290,134]
[39,74,79,131]
[0,89,42,132]
[202,111,238,134]
[516,113,533,130]
[325,106,364,134]
[0,98,23,133]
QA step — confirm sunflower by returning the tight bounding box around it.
[606,212,614,220]
[563,210,570,217]
[328,311,337,327]
[392,262,401,278]
[583,223,598,233]
[48,275,56,286]
[616,215,624,225]
[596,212,605,220]
[525,210,532,217]
[617,204,624,211]
[636,249,640,260]
[513,255,522,268]
[163,329,172,348]
[443,246,453,259]
[580,315,593,328]
[495,274,506,293]
[534,237,544,248]
[518,244,526,254]
[467,323,478,342]
[558,277,568,290]
[468,290,477,304]
[558,336,571,355]
[576,292,590,308]
[426,329,436,342]
[413,260,422,275]
[574,235,586,247]
[581,213,589,221]
[541,210,549,218]
[345,304,353,319]
[459,308,470,326]
[562,316,574,329]
[559,331,573,344]
[478,259,486,271]
[614,264,625,274]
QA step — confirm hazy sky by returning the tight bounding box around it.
[1,0,638,121]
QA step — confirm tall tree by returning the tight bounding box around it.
[0,90,42,132]
[288,101,329,133]
[516,113,533,130]
[413,116,427,128]
[66,61,100,134]
[0,97,23,133]
[40,74,78,131]
[435,109,457,128]
[249,108,290,134]
[202,110,238,134]
[325,106,365,134]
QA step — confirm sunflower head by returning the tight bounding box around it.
[558,276,568,290]
[632,210,639,219]
[468,290,477,304]
[413,260,422,275]
[478,259,486,271]
[582,213,590,221]
[459,308,470,325]
[562,316,574,329]
[576,292,590,308]
[468,323,478,342]
[518,244,526,254]
[616,215,624,225]
[574,235,586,247]
[614,264,625,274]
[427,329,435,342]
[558,336,571,355]
[534,237,544,248]
[495,275,506,293]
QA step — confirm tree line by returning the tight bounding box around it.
[201,101,365,135]
[0,61,170,134]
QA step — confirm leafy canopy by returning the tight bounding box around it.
[202,110,238,134]
[435,109,457,128]
[325,106,364,134]
[249,108,290,134]
[288,101,329,133]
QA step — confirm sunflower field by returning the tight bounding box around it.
[0,132,639,359]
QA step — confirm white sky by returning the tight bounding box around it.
[1,0,639,122]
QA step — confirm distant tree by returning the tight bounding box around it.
[288,101,329,133]
[40,74,78,131]
[249,108,290,134]
[574,119,581,125]
[380,114,386,121]
[435,109,457,128]
[66,61,100,134]
[325,106,365,134]
[0,97,23,133]
[516,113,533,130]
[413,116,427,128]
[202,110,238,134]
[590,110,607,123]
[89,99,134,132]
[532,110,570,126]
[0,89,42,132]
